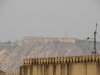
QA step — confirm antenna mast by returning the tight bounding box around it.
[66,30,67,37]
[92,23,97,55]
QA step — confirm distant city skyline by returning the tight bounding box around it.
[0,0,100,42]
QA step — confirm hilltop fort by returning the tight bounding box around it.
[22,37,76,43]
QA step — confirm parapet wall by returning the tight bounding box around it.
[23,55,100,65]
[22,37,76,43]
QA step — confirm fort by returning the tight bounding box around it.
[20,55,100,75]
[1,55,100,75]
[22,37,76,43]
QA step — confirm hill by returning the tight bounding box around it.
[0,38,100,72]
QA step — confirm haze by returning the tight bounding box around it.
[0,0,100,42]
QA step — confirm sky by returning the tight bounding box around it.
[0,0,100,42]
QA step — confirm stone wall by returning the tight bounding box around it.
[20,55,100,75]
[22,37,76,43]
[0,73,20,75]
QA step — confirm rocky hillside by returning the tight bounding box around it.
[0,39,100,72]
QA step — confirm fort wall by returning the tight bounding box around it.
[0,73,20,75]
[22,37,76,43]
[20,55,100,75]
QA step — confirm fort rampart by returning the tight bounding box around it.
[20,55,100,75]
[23,55,100,64]
[22,37,76,43]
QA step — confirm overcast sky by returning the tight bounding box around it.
[0,0,100,42]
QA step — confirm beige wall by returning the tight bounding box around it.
[21,55,100,75]
[20,62,100,75]
[0,73,20,75]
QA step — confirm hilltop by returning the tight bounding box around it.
[0,37,100,72]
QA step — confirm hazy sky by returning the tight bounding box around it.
[0,0,100,42]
